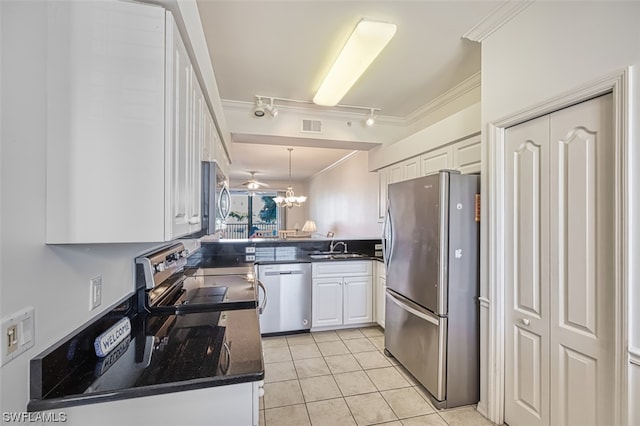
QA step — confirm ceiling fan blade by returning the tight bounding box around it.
[241,171,269,188]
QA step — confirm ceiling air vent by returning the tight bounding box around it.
[301,119,322,133]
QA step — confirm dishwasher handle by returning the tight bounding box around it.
[263,270,304,276]
[257,280,267,314]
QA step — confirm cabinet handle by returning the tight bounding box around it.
[188,215,200,225]
[520,318,530,326]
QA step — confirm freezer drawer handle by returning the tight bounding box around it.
[388,293,439,326]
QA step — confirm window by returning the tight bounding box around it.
[226,191,283,239]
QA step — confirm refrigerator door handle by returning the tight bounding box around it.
[382,202,393,270]
[387,291,439,326]
[257,280,267,314]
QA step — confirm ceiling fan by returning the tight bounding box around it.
[241,171,269,190]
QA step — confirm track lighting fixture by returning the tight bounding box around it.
[253,94,380,125]
[365,108,375,126]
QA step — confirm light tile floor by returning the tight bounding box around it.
[260,326,496,426]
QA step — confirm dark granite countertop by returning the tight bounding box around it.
[28,303,263,411]
[189,238,383,269]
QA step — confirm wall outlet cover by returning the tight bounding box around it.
[1,307,35,366]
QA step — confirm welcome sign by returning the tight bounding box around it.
[94,317,131,357]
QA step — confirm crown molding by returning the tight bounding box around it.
[462,0,535,43]
[404,72,481,126]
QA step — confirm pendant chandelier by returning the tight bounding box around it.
[273,148,307,208]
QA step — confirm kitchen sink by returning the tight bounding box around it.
[330,253,367,259]
[308,253,368,260]
[309,254,332,259]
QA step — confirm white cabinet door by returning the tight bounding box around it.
[375,261,386,328]
[343,276,373,325]
[312,277,343,328]
[504,94,615,426]
[188,69,203,231]
[377,167,390,222]
[420,146,452,176]
[45,1,166,243]
[202,107,214,161]
[401,157,421,180]
[388,164,403,184]
[452,136,481,174]
[165,14,193,239]
[165,13,204,239]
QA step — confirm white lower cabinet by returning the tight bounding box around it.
[374,261,386,328]
[46,381,263,426]
[311,261,373,329]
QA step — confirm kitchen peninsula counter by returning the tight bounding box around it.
[28,298,264,412]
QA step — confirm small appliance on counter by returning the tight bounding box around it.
[383,170,480,409]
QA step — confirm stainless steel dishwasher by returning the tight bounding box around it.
[257,263,311,334]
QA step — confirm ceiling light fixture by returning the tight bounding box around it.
[365,108,375,126]
[273,148,307,209]
[313,19,397,107]
[254,97,265,117]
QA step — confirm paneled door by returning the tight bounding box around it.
[504,94,614,426]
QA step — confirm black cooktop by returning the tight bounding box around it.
[28,304,263,411]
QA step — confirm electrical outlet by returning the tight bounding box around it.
[90,276,102,310]
[1,307,35,366]
[245,246,256,254]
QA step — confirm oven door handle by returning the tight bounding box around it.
[220,340,231,374]
[257,280,267,314]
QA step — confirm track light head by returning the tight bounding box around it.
[254,98,265,117]
[365,109,375,126]
[265,98,279,117]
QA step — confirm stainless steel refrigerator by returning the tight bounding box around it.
[383,170,480,409]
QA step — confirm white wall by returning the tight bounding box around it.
[0,1,165,413]
[307,152,380,239]
[480,1,640,423]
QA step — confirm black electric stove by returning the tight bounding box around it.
[135,243,258,313]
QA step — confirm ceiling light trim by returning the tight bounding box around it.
[313,19,397,107]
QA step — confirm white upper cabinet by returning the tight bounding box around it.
[452,136,481,174]
[46,1,166,243]
[401,157,421,180]
[420,145,453,176]
[376,135,481,222]
[46,2,214,243]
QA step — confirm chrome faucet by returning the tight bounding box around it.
[329,241,347,253]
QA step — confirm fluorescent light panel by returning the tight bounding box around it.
[313,19,397,107]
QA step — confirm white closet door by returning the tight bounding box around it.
[504,115,551,426]
[504,93,614,426]
[548,94,614,426]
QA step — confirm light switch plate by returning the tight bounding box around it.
[90,276,102,310]
[1,307,35,366]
